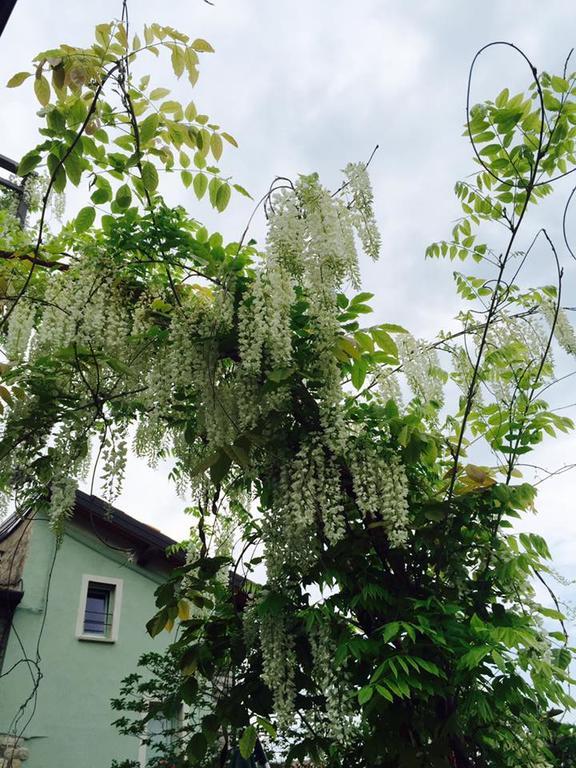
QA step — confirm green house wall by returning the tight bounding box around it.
[0,515,175,768]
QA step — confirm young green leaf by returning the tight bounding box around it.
[74,206,96,233]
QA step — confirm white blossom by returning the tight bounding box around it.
[541,298,576,356]
[350,448,410,548]
[260,612,297,728]
[397,334,444,408]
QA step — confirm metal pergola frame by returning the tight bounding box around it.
[0,154,28,226]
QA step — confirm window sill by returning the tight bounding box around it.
[76,633,116,643]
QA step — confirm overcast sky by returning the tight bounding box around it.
[1,1,575,609]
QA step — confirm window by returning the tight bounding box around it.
[76,575,123,642]
[138,707,183,767]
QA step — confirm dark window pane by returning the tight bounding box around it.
[83,584,112,635]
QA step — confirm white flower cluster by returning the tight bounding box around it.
[540,299,576,356]
[100,429,128,502]
[48,471,77,536]
[397,334,444,408]
[260,612,296,729]
[343,161,381,262]
[5,299,35,361]
[375,370,403,407]
[483,313,550,403]
[41,420,93,534]
[451,346,483,407]
[266,438,347,578]
[34,262,130,356]
[350,448,410,547]
[309,621,355,743]
[238,265,294,374]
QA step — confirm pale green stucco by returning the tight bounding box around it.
[0,514,175,768]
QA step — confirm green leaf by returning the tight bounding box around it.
[139,113,159,145]
[382,621,401,643]
[351,358,368,390]
[376,684,394,702]
[551,75,569,93]
[187,732,208,760]
[255,717,276,740]
[210,451,232,485]
[239,725,257,759]
[146,609,168,637]
[63,151,83,186]
[18,151,42,176]
[150,87,170,100]
[358,686,374,705]
[221,132,238,148]
[171,45,185,78]
[372,329,398,357]
[233,183,252,199]
[495,88,509,108]
[208,177,220,207]
[185,101,197,121]
[52,165,66,193]
[539,606,566,621]
[210,133,223,161]
[34,75,50,106]
[74,206,96,233]
[90,178,112,204]
[215,182,231,212]
[193,172,208,199]
[115,184,132,210]
[141,161,159,192]
[7,71,31,88]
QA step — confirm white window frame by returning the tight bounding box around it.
[75,574,123,643]
[138,704,185,768]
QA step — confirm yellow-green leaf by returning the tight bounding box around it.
[221,131,238,148]
[7,71,31,88]
[139,113,159,145]
[150,87,170,100]
[193,172,208,199]
[191,38,214,53]
[171,45,185,78]
[34,75,50,106]
[210,133,223,161]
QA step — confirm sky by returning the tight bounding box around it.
[1,1,575,607]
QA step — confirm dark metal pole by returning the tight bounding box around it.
[0,0,18,39]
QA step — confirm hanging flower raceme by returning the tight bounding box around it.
[309,619,356,744]
[349,446,410,548]
[397,333,445,408]
[260,611,297,729]
[541,298,576,356]
[343,161,381,262]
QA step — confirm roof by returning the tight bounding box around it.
[0,490,185,567]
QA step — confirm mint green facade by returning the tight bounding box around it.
[0,513,175,768]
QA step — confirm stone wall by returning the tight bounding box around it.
[0,735,29,768]
[0,518,31,588]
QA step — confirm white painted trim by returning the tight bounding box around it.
[75,574,123,643]
[138,704,185,767]
[138,736,147,768]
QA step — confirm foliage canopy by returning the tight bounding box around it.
[1,17,576,768]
